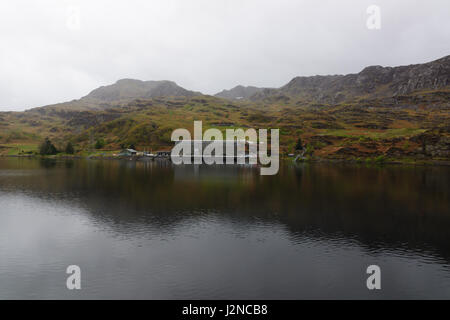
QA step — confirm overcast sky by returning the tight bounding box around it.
[0,0,449,111]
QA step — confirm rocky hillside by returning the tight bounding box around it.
[30,79,203,112]
[231,55,450,104]
[214,85,265,100]
[0,55,449,162]
[82,79,201,102]
[35,56,450,111]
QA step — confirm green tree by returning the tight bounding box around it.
[95,139,105,149]
[39,138,58,155]
[65,142,75,154]
[295,137,303,151]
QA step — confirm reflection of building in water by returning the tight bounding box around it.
[173,164,258,183]
[156,150,171,157]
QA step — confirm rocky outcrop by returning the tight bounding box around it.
[248,55,450,103]
[410,129,450,158]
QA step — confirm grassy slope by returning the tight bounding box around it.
[0,89,449,161]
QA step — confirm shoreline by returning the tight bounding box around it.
[2,154,450,167]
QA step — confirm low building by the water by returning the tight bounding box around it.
[172,140,256,162]
[118,149,137,156]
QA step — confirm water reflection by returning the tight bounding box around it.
[0,158,449,299]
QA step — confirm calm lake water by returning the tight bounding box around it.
[0,158,449,299]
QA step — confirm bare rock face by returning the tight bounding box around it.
[392,56,450,95]
[244,55,450,103]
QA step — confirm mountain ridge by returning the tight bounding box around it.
[214,85,267,100]
[27,55,450,112]
[216,55,450,103]
[81,79,201,102]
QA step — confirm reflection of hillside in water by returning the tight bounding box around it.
[0,158,449,261]
[173,164,258,182]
